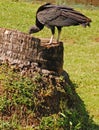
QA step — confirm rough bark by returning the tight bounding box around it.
[0,28,63,75]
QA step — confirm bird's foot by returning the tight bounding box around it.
[48,40,59,44]
[48,42,52,45]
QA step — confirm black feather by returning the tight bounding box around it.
[29,3,92,44]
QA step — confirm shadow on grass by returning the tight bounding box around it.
[62,70,99,130]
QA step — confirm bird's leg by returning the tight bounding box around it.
[49,35,54,44]
[49,27,55,44]
[57,27,61,43]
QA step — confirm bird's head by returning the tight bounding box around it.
[29,25,40,34]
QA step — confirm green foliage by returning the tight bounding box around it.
[0,64,38,129]
[0,64,35,109]
[0,120,19,130]
[37,109,93,130]
[0,64,98,129]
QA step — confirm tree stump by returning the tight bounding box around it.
[0,27,63,75]
[0,27,67,118]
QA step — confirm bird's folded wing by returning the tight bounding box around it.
[37,6,90,27]
[62,9,88,22]
[37,8,61,24]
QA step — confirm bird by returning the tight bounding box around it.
[29,3,92,44]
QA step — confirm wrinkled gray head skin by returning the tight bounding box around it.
[29,25,40,34]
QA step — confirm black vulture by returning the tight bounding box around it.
[29,3,92,44]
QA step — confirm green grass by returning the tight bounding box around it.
[64,43,99,124]
[0,0,99,128]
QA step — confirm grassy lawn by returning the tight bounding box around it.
[0,0,99,127]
